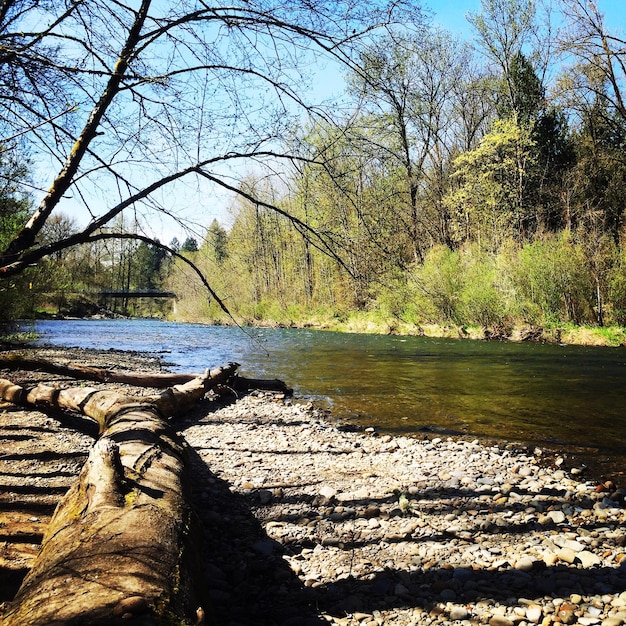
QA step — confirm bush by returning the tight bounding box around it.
[413,245,465,323]
[513,233,593,325]
[460,246,509,327]
[608,252,626,326]
[373,273,421,325]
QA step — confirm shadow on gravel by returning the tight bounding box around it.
[179,394,626,623]
[186,444,326,626]
[311,563,626,617]
[174,396,326,625]
[184,446,626,624]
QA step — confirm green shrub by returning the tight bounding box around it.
[413,245,464,323]
[460,246,509,327]
[513,232,593,325]
[608,253,626,326]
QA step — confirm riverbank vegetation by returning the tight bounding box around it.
[2,1,626,347]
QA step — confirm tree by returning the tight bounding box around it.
[346,27,470,260]
[0,1,425,619]
[468,0,553,112]
[289,120,402,309]
[445,117,536,249]
[0,148,30,249]
[497,50,544,123]
[0,146,33,320]
[566,98,626,240]
[204,219,228,265]
[558,0,626,129]
[180,237,199,253]
[495,52,576,234]
[0,0,422,282]
[131,240,166,289]
[556,0,626,240]
[469,1,573,239]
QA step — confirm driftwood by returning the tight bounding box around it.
[0,355,293,394]
[0,363,239,626]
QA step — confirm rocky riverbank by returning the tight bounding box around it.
[1,347,626,625]
[183,393,626,626]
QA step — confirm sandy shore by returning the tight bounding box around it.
[1,347,626,625]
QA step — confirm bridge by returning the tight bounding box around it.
[97,290,176,299]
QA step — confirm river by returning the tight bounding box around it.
[26,318,626,478]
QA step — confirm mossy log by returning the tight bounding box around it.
[0,363,238,626]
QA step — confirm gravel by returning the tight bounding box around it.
[182,392,626,626]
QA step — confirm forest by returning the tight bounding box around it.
[2,0,626,344]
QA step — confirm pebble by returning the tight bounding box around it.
[181,393,626,626]
[449,606,469,620]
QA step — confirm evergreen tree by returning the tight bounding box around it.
[180,237,199,253]
[204,220,228,264]
[0,147,33,321]
[131,241,166,289]
[497,51,543,123]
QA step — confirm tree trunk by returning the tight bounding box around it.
[0,363,238,626]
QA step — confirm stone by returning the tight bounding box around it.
[258,489,273,504]
[558,547,577,563]
[558,604,579,625]
[175,390,626,626]
[394,583,409,596]
[515,556,535,571]
[352,613,372,621]
[361,506,380,519]
[548,510,566,524]
[319,485,337,499]
[526,605,542,623]
[452,567,474,582]
[578,550,602,568]
[439,588,457,601]
[563,539,584,552]
[449,606,469,620]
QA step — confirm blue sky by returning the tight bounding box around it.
[427,0,481,35]
[427,0,625,38]
[159,0,626,241]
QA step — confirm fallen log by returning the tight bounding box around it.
[0,354,231,388]
[0,363,238,626]
[0,355,293,394]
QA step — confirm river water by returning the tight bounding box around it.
[27,318,626,477]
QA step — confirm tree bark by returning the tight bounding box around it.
[0,363,238,626]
